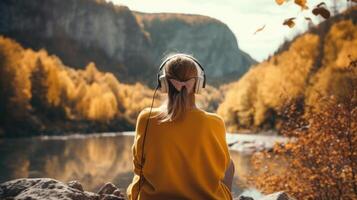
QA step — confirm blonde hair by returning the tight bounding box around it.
[156,53,199,123]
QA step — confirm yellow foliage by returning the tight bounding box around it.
[219,17,357,132]
[218,33,319,131]
[0,36,157,126]
[0,35,221,131]
[305,20,357,110]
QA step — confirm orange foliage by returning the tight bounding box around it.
[248,88,357,199]
[218,16,357,132]
[0,36,156,135]
[306,20,357,111]
[218,33,319,132]
[0,36,221,136]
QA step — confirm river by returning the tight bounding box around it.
[0,132,289,198]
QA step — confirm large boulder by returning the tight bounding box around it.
[0,178,124,200]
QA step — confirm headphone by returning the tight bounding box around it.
[157,54,206,94]
[135,54,206,200]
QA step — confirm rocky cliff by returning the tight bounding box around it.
[134,12,256,85]
[0,0,255,86]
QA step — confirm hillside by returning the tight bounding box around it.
[0,36,223,137]
[134,12,256,84]
[217,6,357,132]
[0,36,150,137]
[0,0,255,87]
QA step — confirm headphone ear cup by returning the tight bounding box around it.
[159,76,168,93]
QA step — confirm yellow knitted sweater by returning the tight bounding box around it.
[127,107,232,200]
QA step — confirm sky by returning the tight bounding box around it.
[110,0,349,62]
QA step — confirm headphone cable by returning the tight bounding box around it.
[135,84,159,200]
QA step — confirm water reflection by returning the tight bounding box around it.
[0,133,262,197]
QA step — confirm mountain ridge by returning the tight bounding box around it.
[0,0,256,86]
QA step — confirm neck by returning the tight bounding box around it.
[186,93,197,109]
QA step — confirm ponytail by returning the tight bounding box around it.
[156,55,198,123]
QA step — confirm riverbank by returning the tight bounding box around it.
[0,178,294,200]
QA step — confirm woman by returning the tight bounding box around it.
[127,53,235,200]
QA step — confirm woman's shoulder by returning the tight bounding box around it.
[137,107,161,120]
[199,110,225,126]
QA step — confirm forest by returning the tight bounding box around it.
[0,36,222,137]
[218,7,357,132]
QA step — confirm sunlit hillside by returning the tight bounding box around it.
[218,6,357,132]
[0,36,223,137]
[0,36,153,137]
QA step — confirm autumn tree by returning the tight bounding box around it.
[30,58,49,111]
[247,59,357,199]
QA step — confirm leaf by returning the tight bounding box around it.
[312,6,331,19]
[276,0,286,5]
[316,2,326,7]
[295,0,309,10]
[253,24,266,34]
[283,17,296,28]
[305,17,312,22]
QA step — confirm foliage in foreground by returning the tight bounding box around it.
[248,65,357,199]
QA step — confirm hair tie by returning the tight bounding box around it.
[169,78,195,93]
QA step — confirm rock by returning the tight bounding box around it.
[259,191,294,200]
[97,182,125,200]
[236,191,294,200]
[67,180,84,192]
[101,194,125,200]
[97,182,117,195]
[0,178,99,200]
[113,189,124,197]
[239,196,254,200]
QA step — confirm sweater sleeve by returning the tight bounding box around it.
[216,115,231,172]
[131,108,150,175]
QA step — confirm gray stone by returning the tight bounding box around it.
[0,178,99,200]
[67,180,84,192]
[259,191,294,200]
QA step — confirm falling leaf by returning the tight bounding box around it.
[276,0,286,5]
[312,5,331,19]
[283,17,296,28]
[295,0,309,10]
[253,24,266,35]
[305,17,312,22]
[316,2,326,7]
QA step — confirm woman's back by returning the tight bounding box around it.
[126,107,232,200]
